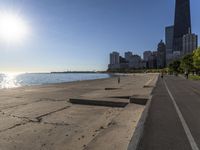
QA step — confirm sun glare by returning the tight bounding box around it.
[0,12,29,43]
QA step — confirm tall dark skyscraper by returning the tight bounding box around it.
[173,0,191,52]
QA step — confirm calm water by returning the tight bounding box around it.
[0,73,111,89]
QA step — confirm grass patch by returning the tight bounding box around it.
[189,75,200,80]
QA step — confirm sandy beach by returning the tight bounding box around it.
[0,73,158,150]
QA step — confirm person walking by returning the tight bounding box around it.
[118,77,120,84]
[186,72,189,79]
[184,70,189,79]
[161,70,164,79]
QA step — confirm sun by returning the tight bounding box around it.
[0,12,29,43]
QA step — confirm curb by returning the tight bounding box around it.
[127,95,153,150]
[127,75,159,150]
[143,73,159,88]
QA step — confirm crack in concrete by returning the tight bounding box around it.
[36,106,71,122]
[0,106,71,133]
[0,99,44,111]
[39,98,67,102]
[42,122,70,126]
[0,110,38,122]
[0,122,27,133]
[0,98,67,111]
[83,109,122,150]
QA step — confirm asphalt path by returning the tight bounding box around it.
[137,75,200,150]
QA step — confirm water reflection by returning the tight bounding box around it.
[0,73,111,89]
[0,73,20,88]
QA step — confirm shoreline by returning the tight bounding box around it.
[0,73,155,90]
[0,73,115,90]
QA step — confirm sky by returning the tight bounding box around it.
[0,0,199,72]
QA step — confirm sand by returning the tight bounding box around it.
[0,73,158,150]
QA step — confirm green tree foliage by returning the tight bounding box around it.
[180,54,194,73]
[193,47,200,70]
[169,60,181,73]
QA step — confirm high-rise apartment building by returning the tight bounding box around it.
[108,52,120,69]
[128,55,142,69]
[183,33,198,55]
[109,52,120,65]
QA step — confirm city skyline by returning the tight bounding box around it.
[108,0,198,70]
[0,0,200,72]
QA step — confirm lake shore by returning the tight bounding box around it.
[0,73,158,150]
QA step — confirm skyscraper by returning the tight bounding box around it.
[108,52,120,69]
[182,33,198,55]
[165,26,174,65]
[157,40,166,69]
[173,0,191,53]
[109,52,120,65]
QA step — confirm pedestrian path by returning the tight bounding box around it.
[137,76,192,150]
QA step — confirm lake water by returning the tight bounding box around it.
[0,73,111,89]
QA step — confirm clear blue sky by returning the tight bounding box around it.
[0,0,199,72]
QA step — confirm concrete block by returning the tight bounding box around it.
[129,95,149,105]
[69,98,128,108]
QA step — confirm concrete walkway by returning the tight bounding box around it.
[137,75,200,150]
[0,74,157,150]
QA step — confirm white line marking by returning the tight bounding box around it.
[163,79,199,150]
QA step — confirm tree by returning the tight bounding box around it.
[193,47,200,75]
[169,60,181,74]
[180,54,194,73]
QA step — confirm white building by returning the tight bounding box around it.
[110,51,120,65]
[108,51,120,69]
